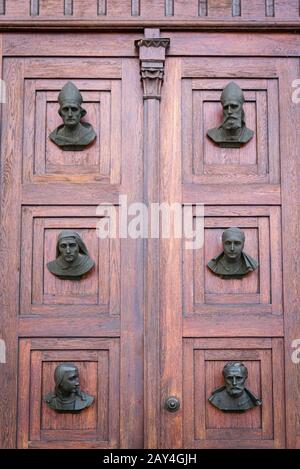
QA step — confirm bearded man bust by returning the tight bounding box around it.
[207,81,254,148]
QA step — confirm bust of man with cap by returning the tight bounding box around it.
[44,363,94,412]
[47,230,95,280]
[207,81,254,148]
[207,227,258,279]
[208,362,262,412]
[49,81,97,151]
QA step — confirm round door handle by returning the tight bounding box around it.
[165,396,180,412]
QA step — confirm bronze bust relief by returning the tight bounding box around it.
[208,362,262,412]
[49,81,97,151]
[207,227,258,279]
[207,81,254,148]
[44,363,94,413]
[47,230,95,280]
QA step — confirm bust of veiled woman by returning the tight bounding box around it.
[47,230,95,280]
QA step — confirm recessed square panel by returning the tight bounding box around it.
[20,206,120,315]
[18,338,119,448]
[183,206,282,315]
[23,78,121,184]
[182,78,279,184]
[183,338,285,448]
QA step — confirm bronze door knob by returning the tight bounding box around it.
[165,396,180,412]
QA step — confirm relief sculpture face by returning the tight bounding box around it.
[49,81,97,151]
[207,81,254,148]
[44,363,94,413]
[47,230,95,280]
[208,362,262,412]
[207,227,258,279]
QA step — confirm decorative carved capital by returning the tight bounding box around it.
[136,37,170,100]
[140,61,164,100]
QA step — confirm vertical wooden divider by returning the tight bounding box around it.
[160,58,183,448]
[136,29,170,448]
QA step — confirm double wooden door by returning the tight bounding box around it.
[1,31,300,449]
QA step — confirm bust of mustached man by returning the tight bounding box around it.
[44,363,94,412]
[49,81,97,151]
[208,362,262,412]
[207,81,254,148]
[47,230,95,280]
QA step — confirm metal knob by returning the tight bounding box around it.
[165,396,180,412]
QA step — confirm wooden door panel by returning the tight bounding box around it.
[160,53,300,448]
[183,206,282,315]
[182,62,280,186]
[22,62,122,184]
[20,206,120,315]
[18,338,120,449]
[183,338,285,448]
[0,45,144,448]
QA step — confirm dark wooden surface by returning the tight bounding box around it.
[1,21,300,448]
[0,38,144,449]
[159,44,300,448]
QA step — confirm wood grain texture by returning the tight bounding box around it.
[160,58,183,448]
[64,0,73,16]
[0,58,24,448]
[165,0,174,16]
[0,0,299,27]
[17,338,120,448]
[198,0,207,16]
[142,33,161,447]
[119,58,144,448]
[0,38,145,449]
[0,0,5,15]
[98,0,107,15]
[183,338,284,448]
[131,0,140,16]
[30,0,39,17]
[277,59,300,449]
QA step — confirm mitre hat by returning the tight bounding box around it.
[58,81,83,106]
[221,81,244,106]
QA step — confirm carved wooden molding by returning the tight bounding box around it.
[0,0,299,29]
[135,38,170,49]
[136,37,170,100]
[140,62,164,100]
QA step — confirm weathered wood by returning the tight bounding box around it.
[0,0,300,28]
[139,28,162,450]
[0,58,24,448]
[277,59,300,449]
[183,314,283,337]
[17,338,120,448]
[160,58,183,448]
[119,58,144,448]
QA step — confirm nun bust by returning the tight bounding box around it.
[207,81,254,148]
[47,230,95,280]
[207,227,258,279]
[49,81,96,151]
[44,363,94,413]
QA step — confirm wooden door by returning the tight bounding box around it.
[158,34,300,449]
[1,30,300,450]
[0,33,144,449]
